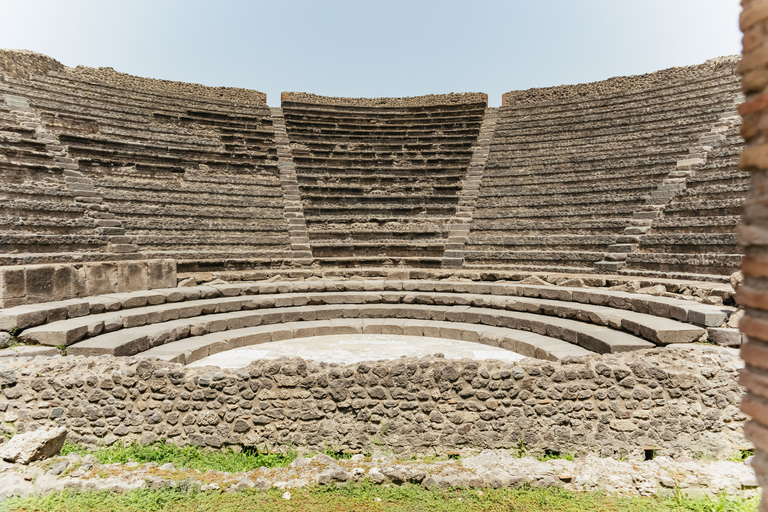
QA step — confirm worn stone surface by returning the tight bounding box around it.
[0,426,67,464]
[0,450,758,501]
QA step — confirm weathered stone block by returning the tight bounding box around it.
[117,262,149,293]
[85,262,118,296]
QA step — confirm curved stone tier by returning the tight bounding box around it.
[0,50,747,304]
[464,57,744,279]
[0,49,288,267]
[0,275,737,366]
[281,93,488,267]
[281,92,487,108]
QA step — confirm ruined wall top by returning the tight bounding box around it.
[0,49,267,106]
[281,91,488,108]
[502,56,741,107]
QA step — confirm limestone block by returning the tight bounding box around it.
[0,427,67,464]
[84,262,118,296]
[0,267,25,302]
[24,265,55,303]
[117,262,149,293]
[707,327,745,347]
[148,260,176,290]
[51,265,80,301]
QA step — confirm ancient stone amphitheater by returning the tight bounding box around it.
[0,49,752,460]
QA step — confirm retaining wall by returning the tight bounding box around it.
[0,347,746,460]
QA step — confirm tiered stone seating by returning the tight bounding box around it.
[281,93,487,268]
[0,93,105,261]
[464,58,742,274]
[624,123,746,278]
[0,277,734,365]
[0,50,292,269]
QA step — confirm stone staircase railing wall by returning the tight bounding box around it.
[441,108,498,268]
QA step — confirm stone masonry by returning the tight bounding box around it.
[0,347,746,460]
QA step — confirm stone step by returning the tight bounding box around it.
[66,302,643,358]
[137,318,595,365]
[2,279,730,334]
[19,284,706,348]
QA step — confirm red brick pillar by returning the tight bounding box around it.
[739,2,768,509]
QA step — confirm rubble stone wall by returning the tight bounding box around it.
[0,348,746,460]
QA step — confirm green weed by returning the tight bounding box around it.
[727,449,755,463]
[59,441,296,472]
[537,450,575,462]
[3,482,759,512]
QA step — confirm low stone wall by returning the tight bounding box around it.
[0,260,176,308]
[0,347,746,460]
[281,91,488,107]
[0,49,65,78]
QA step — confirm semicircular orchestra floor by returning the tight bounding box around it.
[187,334,527,368]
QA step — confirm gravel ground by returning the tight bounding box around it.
[0,449,759,501]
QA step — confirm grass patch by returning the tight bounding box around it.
[537,450,575,462]
[727,449,755,463]
[59,441,296,473]
[3,482,759,512]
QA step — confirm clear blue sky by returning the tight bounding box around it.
[0,0,742,107]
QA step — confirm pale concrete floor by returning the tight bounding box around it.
[188,334,526,368]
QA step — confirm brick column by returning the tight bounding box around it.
[739,2,768,509]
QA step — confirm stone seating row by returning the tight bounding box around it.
[468,219,629,236]
[501,68,737,112]
[284,99,484,266]
[291,155,470,167]
[483,164,671,185]
[496,99,732,132]
[40,70,266,110]
[1,278,730,331]
[137,318,594,365]
[487,145,696,170]
[52,300,655,359]
[17,288,709,348]
[284,118,483,131]
[495,100,735,138]
[493,115,725,151]
[461,251,607,272]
